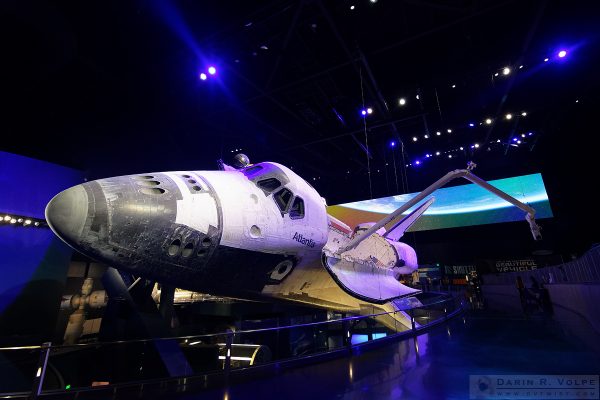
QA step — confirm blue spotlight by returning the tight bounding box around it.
[513,137,518,142]
[468,123,475,127]
[558,50,567,58]
[199,73,207,80]
[390,141,396,147]
[361,109,367,116]
[208,66,217,75]
[415,160,421,165]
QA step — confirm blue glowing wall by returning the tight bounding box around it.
[0,151,84,344]
[328,173,553,231]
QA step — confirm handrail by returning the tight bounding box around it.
[0,293,455,352]
[0,294,465,398]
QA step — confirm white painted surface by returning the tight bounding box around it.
[164,172,218,235]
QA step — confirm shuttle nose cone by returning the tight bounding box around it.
[45,185,89,246]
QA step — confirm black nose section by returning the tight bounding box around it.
[45,185,89,246]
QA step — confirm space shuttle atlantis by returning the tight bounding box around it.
[46,158,541,330]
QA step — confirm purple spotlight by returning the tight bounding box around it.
[528,132,533,136]
[558,50,567,58]
[199,73,207,81]
[390,141,396,147]
[361,109,367,116]
[208,66,217,75]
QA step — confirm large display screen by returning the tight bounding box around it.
[327,173,553,231]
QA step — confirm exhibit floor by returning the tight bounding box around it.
[168,307,600,400]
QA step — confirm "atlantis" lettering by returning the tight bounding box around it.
[293,232,315,248]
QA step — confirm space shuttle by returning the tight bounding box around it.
[45,155,541,330]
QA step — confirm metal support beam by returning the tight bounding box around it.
[244,1,516,104]
[281,113,426,151]
[481,0,547,147]
[264,0,304,90]
[158,284,176,326]
[31,342,51,399]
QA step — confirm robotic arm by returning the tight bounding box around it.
[339,164,542,254]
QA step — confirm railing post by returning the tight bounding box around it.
[31,342,51,399]
[342,317,351,348]
[410,310,416,332]
[224,329,233,379]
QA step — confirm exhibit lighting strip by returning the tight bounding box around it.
[218,356,253,361]
[0,213,48,228]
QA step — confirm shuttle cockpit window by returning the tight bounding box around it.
[257,178,282,193]
[243,165,263,175]
[289,197,305,219]
[244,163,291,195]
[273,188,293,213]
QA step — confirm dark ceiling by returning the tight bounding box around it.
[2,0,599,256]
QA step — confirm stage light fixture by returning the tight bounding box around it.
[485,118,492,125]
[399,98,406,106]
[208,66,217,75]
[367,108,373,114]
[199,73,207,80]
[412,137,418,142]
[503,67,511,75]
[558,50,567,58]
[505,113,513,120]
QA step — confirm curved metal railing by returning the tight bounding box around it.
[0,292,465,398]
